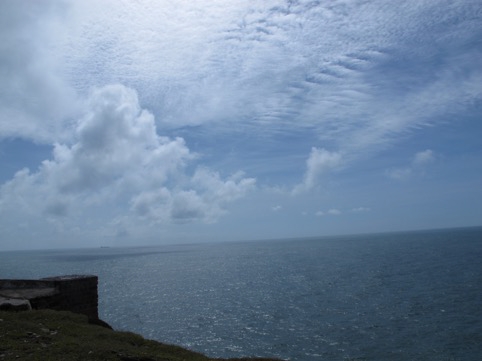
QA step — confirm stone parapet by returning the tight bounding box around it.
[0,275,98,320]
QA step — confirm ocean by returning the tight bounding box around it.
[1,227,481,360]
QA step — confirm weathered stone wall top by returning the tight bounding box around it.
[0,275,97,289]
[0,275,98,320]
[42,275,96,281]
[0,279,55,290]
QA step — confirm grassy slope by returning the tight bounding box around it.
[0,310,282,361]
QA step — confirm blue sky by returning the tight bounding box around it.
[0,0,481,250]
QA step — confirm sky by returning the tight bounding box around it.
[0,0,481,250]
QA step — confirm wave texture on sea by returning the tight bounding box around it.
[1,227,481,360]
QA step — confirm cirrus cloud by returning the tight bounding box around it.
[0,1,480,248]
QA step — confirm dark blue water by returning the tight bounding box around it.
[1,227,481,360]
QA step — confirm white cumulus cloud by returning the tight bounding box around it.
[293,147,342,194]
[387,149,436,180]
[131,167,256,224]
[0,84,255,244]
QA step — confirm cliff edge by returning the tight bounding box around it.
[0,309,282,361]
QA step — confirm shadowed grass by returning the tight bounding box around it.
[0,310,282,361]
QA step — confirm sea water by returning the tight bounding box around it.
[0,227,481,360]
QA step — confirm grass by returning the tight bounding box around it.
[0,310,282,361]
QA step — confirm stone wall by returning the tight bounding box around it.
[0,275,98,320]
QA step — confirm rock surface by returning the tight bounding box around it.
[0,296,32,311]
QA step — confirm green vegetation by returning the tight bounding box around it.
[0,310,282,361]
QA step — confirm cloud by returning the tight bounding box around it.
[293,148,342,194]
[327,208,341,216]
[0,1,481,247]
[272,205,282,212]
[43,85,194,196]
[0,84,255,242]
[0,1,79,142]
[413,149,434,167]
[315,208,341,216]
[1,1,480,160]
[386,167,412,180]
[191,168,255,204]
[131,167,256,224]
[387,149,435,180]
[351,207,371,213]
